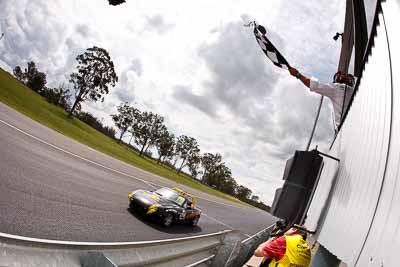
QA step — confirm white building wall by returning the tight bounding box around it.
[354,2,400,266]
[305,1,400,266]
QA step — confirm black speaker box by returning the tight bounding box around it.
[271,150,323,224]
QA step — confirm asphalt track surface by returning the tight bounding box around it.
[0,103,277,242]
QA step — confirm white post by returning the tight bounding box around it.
[306,96,324,151]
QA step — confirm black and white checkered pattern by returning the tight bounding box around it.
[254,24,290,69]
[108,0,126,6]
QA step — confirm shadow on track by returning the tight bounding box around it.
[127,208,203,234]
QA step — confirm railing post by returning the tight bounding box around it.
[210,231,242,267]
[81,252,117,267]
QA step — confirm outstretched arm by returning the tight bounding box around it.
[254,241,270,257]
[289,67,311,88]
[254,238,274,257]
[254,236,286,259]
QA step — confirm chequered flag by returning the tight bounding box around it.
[254,24,291,69]
[108,0,126,5]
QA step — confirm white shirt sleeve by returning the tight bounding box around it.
[309,78,337,98]
[309,78,347,129]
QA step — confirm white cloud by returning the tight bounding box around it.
[143,14,175,34]
[172,85,218,117]
[0,0,348,205]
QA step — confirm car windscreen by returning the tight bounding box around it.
[155,188,185,206]
[175,196,186,206]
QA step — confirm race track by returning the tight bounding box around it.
[0,103,277,242]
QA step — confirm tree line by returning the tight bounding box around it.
[111,102,270,210]
[12,46,270,212]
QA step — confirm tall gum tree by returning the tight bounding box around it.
[69,46,118,117]
[175,135,200,174]
[155,129,175,163]
[111,103,139,143]
[133,112,165,156]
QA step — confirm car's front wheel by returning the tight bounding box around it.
[191,216,200,227]
[162,213,173,227]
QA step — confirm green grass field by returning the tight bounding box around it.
[0,68,245,204]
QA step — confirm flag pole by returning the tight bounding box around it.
[306,95,324,151]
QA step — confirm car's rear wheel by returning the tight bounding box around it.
[162,213,173,227]
[191,216,200,227]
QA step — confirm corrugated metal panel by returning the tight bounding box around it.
[305,4,393,265]
[354,1,400,266]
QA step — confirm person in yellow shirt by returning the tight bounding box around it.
[254,225,311,267]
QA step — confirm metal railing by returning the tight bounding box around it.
[0,224,275,267]
[0,230,231,267]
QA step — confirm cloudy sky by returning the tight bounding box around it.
[0,0,354,204]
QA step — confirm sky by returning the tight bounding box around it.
[0,0,352,205]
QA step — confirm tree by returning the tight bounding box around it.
[111,103,139,143]
[221,176,238,196]
[201,153,222,181]
[40,85,72,111]
[77,111,116,138]
[127,124,137,146]
[146,116,167,154]
[175,135,200,174]
[203,162,232,191]
[237,185,252,200]
[187,153,202,178]
[69,46,118,117]
[201,153,236,193]
[133,112,165,156]
[26,63,47,92]
[13,66,25,82]
[215,164,232,190]
[13,61,47,92]
[155,130,175,163]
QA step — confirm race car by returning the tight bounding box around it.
[128,187,201,227]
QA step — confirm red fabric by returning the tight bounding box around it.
[262,236,286,261]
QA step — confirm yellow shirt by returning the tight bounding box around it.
[268,234,311,267]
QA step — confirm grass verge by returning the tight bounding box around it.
[0,68,245,205]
